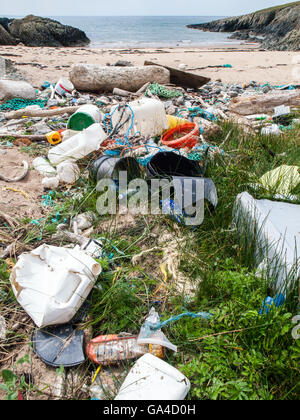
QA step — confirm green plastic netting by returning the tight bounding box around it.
[0,98,47,111]
[146,83,183,99]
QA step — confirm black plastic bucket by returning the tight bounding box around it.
[91,156,142,182]
[147,151,203,179]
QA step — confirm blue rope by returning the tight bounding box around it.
[97,237,126,257]
[102,104,136,150]
[147,311,212,331]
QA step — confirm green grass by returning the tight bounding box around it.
[0,120,299,400]
[256,1,300,14]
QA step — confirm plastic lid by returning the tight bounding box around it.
[67,112,96,131]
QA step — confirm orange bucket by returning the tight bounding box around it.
[161,123,199,150]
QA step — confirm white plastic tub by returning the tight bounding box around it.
[115,354,190,400]
[55,78,74,97]
[234,192,300,294]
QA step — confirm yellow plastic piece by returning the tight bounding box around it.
[46,131,62,146]
[166,115,189,130]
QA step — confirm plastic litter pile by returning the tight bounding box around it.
[0,63,299,401]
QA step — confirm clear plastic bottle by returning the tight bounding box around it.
[86,334,163,366]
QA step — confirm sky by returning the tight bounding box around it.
[0,0,293,17]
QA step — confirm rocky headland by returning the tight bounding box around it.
[0,15,90,47]
[187,2,300,51]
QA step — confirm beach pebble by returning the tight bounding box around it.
[178,63,187,71]
[262,85,272,94]
[32,120,51,135]
[114,60,133,67]
[229,91,239,98]
[72,212,96,232]
[97,96,110,105]
[47,98,60,107]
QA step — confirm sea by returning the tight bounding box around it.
[45,16,235,48]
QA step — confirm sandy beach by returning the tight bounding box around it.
[1,43,300,88]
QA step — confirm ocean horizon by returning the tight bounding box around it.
[5,15,237,48]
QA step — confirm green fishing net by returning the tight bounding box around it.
[147,83,183,99]
[0,98,47,111]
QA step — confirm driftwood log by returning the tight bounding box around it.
[229,91,300,115]
[0,133,46,141]
[70,64,170,92]
[4,106,80,120]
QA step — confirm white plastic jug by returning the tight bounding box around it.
[111,98,168,138]
[10,244,102,328]
[115,354,191,401]
[48,123,107,165]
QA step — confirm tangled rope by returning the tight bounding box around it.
[146,83,183,99]
[0,98,47,111]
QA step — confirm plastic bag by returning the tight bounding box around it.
[137,308,177,352]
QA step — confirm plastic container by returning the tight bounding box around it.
[48,123,107,166]
[115,354,191,401]
[147,151,202,178]
[261,124,281,136]
[86,334,163,366]
[111,98,168,138]
[162,123,199,149]
[10,244,102,328]
[46,131,62,146]
[67,105,102,131]
[91,156,141,183]
[33,157,57,177]
[55,78,74,97]
[166,115,189,130]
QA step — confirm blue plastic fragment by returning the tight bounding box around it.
[259,294,285,315]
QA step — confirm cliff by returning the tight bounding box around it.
[187,2,300,50]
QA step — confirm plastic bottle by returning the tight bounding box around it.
[86,334,163,366]
[48,123,107,165]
